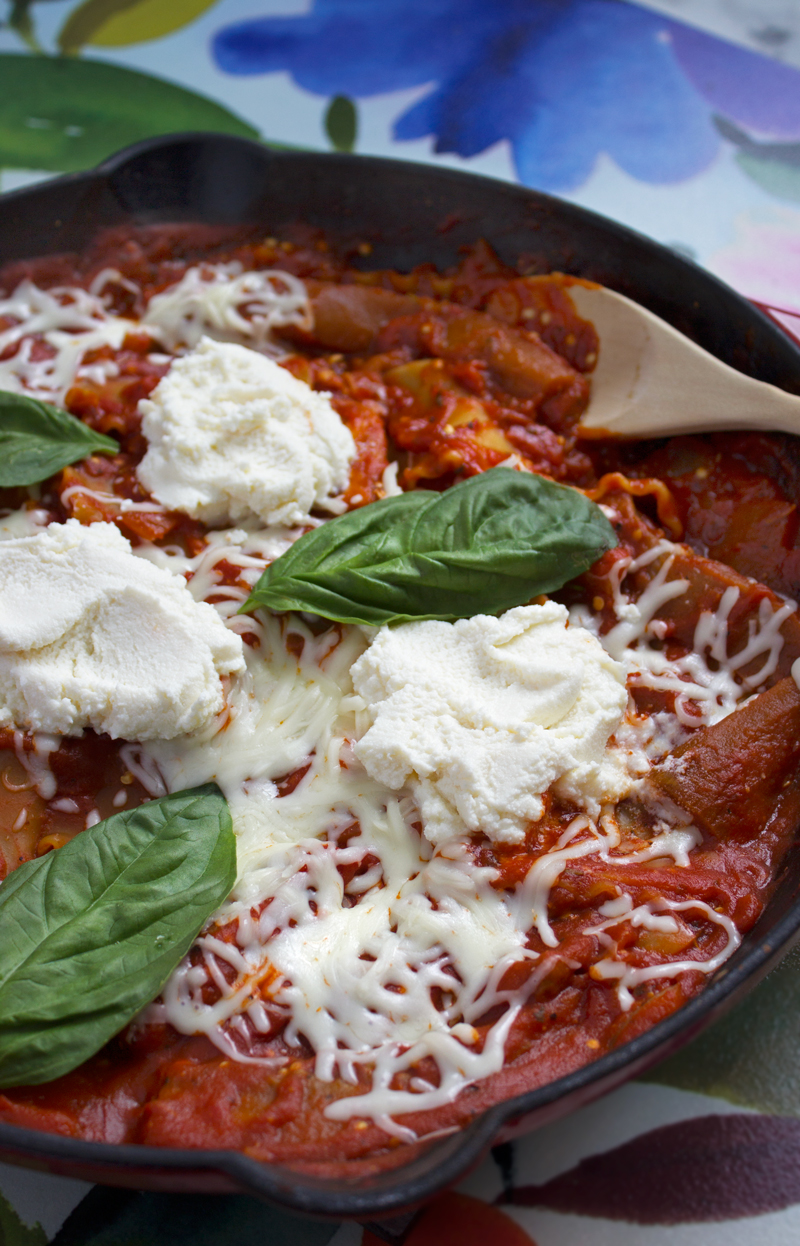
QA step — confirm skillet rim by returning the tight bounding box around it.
[1,131,799,1221]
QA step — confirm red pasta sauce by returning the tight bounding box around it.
[0,226,798,1174]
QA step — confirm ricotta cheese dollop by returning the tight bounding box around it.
[0,520,244,739]
[137,336,356,527]
[351,602,632,846]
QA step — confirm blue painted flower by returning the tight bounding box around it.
[212,0,800,192]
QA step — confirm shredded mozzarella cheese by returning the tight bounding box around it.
[123,522,744,1137]
[141,263,311,354]
[0,262,312,405]
[140,610,531,1128]
[0,281,140,402]
[0,260,766,1141]
[572,539,794,737]
[585,893,741,1011]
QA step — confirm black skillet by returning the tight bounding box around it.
[0,132,799,1222]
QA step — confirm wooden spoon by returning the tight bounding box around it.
[569,284,800,438]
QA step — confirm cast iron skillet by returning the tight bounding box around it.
[0,132,799,1222]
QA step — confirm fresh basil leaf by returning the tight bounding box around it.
[242,467,618,626]
[0,784,236,1088]
[0,391,118,487]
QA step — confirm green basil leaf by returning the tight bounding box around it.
[242,468,618,626]
[0,391,118,487]
[0,784,236,1088]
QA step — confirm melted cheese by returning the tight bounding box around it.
[571,538,794,738]
[0,263,758,1139]
[0,520,753,1135]
[129,526,741,1137]
[14,729,58,799]
[141,612,532,1132]
[141,263,310,353]
[0,262,311,405]
[586,893,741,1011]
[0,280,140,402]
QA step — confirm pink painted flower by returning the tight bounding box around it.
[711,209,800,315]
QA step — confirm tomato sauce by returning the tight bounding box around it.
[0,226,799,1172]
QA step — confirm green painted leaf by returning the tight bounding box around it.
[0,53,259,174]
[242,468,618,626]
[58,0,220,56]
[736,151,800,205]
[7,1,41,54]
[0,784,236,1089]
[643,944,800,1115]
[51,1188,339,1246]
[0,1190,46,1246]
[713,116,800,206]
[0,391,118,486]
[324,95,357,153]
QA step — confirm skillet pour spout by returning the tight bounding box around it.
[0,131,799,1220]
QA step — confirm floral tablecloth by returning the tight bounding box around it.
[2,2,800,1242]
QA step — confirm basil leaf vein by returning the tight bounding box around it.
[0,784,236,1088]
[0,391,118,487]
[242,468,618,626]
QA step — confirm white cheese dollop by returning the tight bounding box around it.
[351,602,631,846]
[137,336,356,527]
[0,520,244,739]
